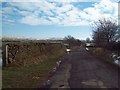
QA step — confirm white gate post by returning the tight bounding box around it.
[5,45,8,65]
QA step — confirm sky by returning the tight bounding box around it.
[1,0,119,40]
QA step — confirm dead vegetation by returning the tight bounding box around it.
[2,42,66,88]
[3,42,65,67]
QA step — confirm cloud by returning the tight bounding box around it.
[20,15,40,25]
[20,15,53,25]
[1,0,99,2]
[2,6,14,14]
[2,0,120,2]
[83,0,118,22]
[2,0,118,26]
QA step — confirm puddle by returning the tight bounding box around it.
[0,60,1,69]
[59,85,65,88]
[114,59,120,65]
[86,48,89,51]
[112,53,120,66]
[81,79,106,88]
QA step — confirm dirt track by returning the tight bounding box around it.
[50,47,120,89]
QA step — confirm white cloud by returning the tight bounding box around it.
[20,16,40,25]
[20,15,52,25]
[2,0,118,26]
[2,0,120,2]
[17,10,32,16]
[56,4,74,13]
[83,0,118,21]
[1,0,99,2]
[8,2,39,11]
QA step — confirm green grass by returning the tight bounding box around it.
[2,51,65,88]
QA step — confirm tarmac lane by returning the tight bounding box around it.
[49,47,120,89]
[69,47,120,88]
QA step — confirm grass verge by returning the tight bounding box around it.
[87,47,120,67]
[2,49,65,88]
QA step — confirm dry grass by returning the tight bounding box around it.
[2,42,66,88]
[88,47,114,63]
[4,43,64,66]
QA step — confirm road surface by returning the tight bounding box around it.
[0,49,2,89]
[49,47,120,89]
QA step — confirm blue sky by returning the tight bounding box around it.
[1,0,118,40]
